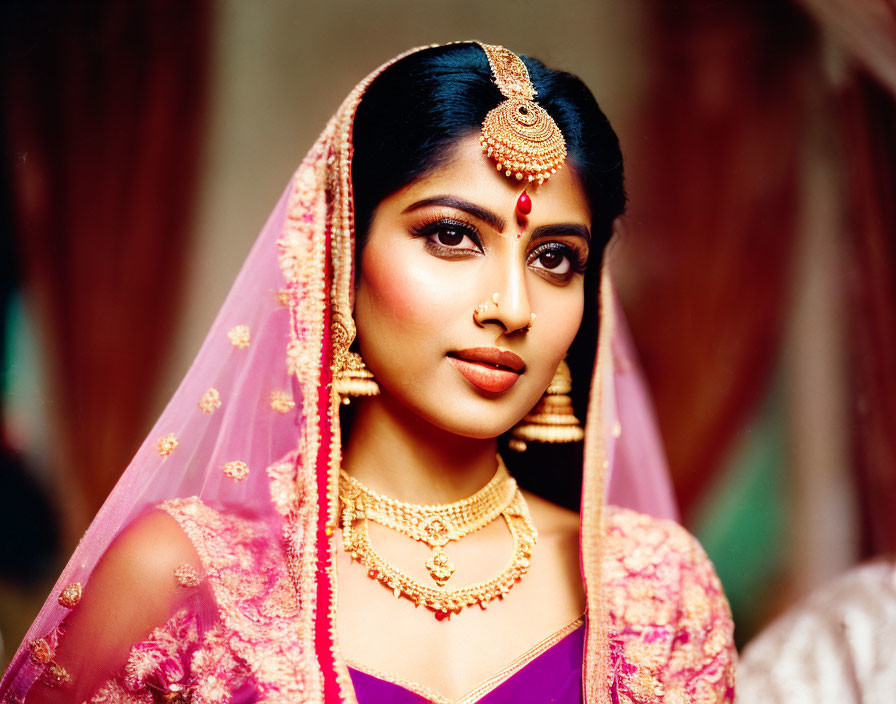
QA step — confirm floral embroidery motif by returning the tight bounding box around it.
[198,388,222,414]
[29,638,53,664]
[603,506,736,703]
[58,581,82,608]
[277,288,292,306]
[174,564,202,588]
[158,497,310,701]
[270,390,296,414]
[86,608,253,704]
[227,325,251,349]
[157,434,179,457]
[222,460,249,481]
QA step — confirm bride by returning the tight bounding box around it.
[2,42,735,704]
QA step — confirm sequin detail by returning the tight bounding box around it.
[174,563,202,588]
[58,581,82,608]
[198,388,222,414]
[270,390,296,413]
[222,460,249,481]
[157,434,179,457]
[227,325,250,349]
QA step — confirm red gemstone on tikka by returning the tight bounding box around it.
[435,610,450,621]
[516,192,532,215]
[367,569,379,579]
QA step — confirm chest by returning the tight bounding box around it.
[334,525,586,701]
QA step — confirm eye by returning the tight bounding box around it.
[528,242,587,280]
[435,224,470,247]
[534,249,569,272]
[410,217,482,257]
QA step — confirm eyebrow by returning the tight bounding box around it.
[402,194,591,243]
[402,195,506,233]
[530,223,591,243]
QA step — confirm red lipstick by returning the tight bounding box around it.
[448,348,525,393]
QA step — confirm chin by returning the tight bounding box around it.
[411,388,536,440]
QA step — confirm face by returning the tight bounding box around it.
[353,133,592,439]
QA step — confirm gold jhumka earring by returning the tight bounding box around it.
[333,350,379,405]
[509,359,584,452]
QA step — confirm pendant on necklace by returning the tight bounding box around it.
[425,547,456,587]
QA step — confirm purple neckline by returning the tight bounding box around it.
[348,621,585,703]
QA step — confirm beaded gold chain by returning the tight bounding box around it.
[338,456,537,619]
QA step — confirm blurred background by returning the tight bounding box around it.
[1,0,895,664]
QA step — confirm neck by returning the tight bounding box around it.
[341,392,499,505]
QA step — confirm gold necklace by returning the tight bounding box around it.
[338,456,537,620]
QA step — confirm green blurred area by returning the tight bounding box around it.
[692,375,789,648]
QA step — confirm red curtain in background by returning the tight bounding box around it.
[1,1,211,541]
[841,75,896,556]
[616,1,814,516]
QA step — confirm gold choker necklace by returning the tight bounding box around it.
[338,456,537,620]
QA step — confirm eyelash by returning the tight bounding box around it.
[409,215,588,278]
[410,215,482,257]
[528,241,589,275]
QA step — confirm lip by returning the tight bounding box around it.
[447,347,526,394]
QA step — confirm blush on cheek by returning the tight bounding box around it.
[358,239,461,335]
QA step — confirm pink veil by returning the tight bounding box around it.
[1,43,677,704]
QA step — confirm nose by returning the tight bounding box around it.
[474,258,533,334]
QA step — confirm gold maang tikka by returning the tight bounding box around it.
[477,42,567,184]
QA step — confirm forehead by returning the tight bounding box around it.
[385,134,591,226]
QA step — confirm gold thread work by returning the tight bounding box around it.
[227,325,251,349]
[156,433,179,457]
[223,460,250,481]
[198,387,222,414]
[174,563,203,588]
[57,582,82,609]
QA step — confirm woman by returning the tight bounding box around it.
[1,42,735,704]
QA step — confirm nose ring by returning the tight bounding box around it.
[473,292,500,327]
[472,294,537,330]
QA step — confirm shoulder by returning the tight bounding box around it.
[603,504,719,583]
[94,509,204,609]
[603,504,730,618]
[520,489,579,539]
[602,506,736,703]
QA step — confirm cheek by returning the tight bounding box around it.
[354,238,459,358]
[532,283,585,365]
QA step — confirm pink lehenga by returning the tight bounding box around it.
[0,44,735,704]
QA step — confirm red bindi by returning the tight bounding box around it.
[516,191,532,216]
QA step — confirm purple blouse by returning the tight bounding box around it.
[349,622,584,704]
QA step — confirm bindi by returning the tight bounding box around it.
[516,191,532,238]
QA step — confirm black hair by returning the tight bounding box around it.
[350,43,626,510]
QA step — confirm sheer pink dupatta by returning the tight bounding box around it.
[605,286,679,522]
